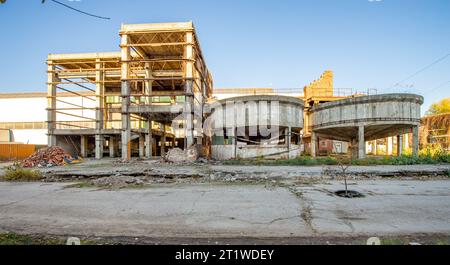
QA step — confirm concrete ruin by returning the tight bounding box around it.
[47,22,212,160]
[309,94,423,159]
[45,21,424,161]
[207,95,304,160]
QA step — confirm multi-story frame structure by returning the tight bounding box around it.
[47,22,213,160]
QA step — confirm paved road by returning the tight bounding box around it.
[0,180,449,239]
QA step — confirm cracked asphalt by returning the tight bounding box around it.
[0,179,449,239]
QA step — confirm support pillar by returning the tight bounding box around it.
[311,131,317,158]
[95,135,103,160]
[373,140,378,155]
[95,59,104,159]
[80,136,88,158]
[161,133,166,157]
[109,136,117,158]
[358,125,365,159]
[47,61,57,147]
[139,134,145,158]
[184,31,195,148]
[387,137,393,156]
[286,127,291,158]
[412,125,419,157]
[145,120,152,158]
[397,135,403,156]
[120,34,131,160]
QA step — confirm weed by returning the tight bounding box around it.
[0,233,63,245]
[1,164,42,182]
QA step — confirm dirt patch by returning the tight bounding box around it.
[1,232,448,245]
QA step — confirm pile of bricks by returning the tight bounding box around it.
[22,146,73,168]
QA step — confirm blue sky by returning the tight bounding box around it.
[0,0,449,114]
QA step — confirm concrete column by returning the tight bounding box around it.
[109,136,117,158]
[404,133,410,149]
[161,133,166,157]
[185,31,195,147]
[95,135,103,159]
[358,125,365,159]
[387,137,393,156]
[95,59,104,160]
[139,134,145,158]
[144,62,153,105]
[373,140,378,155]
[286,127,292,158]
[80,136,88,158]
[311,131,317,158]
[121,34,131,160]
[145,120,152,158]
[397,135,403,156]
[412,125,419,157]
[47,61,57,147]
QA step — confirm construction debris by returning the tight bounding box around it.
[22,147,74,168]
[165,147,199,163]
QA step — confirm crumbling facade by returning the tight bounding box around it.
[208,95,304,160]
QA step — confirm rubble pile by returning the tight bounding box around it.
[90,175,145,188]
[165,147,199,163]
[22,147,73,168]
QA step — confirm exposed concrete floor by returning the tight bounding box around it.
[0,180,449,240]
[5,158,447,180]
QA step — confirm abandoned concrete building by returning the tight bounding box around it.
[42,22,423,160]
[207,95,304,160]
[47,22,212,160]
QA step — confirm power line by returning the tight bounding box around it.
[44,0,111,20]
[391,53,450,88]
[426,79,450,94]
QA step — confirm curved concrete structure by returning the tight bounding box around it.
[309,93,423,158]
[208,95,304,160]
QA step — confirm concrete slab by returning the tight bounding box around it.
[0,183,308,238]
[299,180,450,236]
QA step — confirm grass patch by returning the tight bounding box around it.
[0,233,63,245]
[222,150,450,167]
[381,238,408,245]
[223,156,339,166]
[0,232,100,245]
[0,165,42,182]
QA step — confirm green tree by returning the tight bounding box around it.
[427,98,450,115]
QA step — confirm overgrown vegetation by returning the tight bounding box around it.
[0,164,42,182]
[223,147,450,166]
